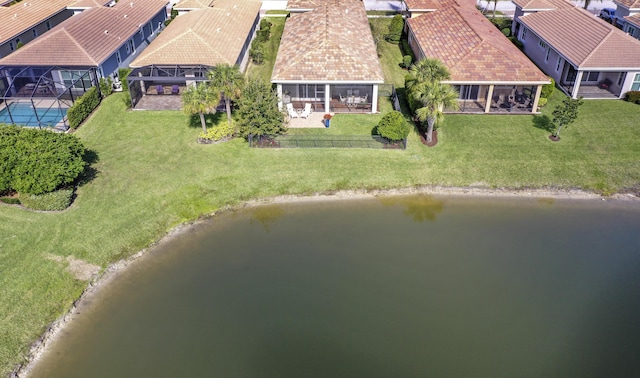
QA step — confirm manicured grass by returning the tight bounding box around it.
[246,17,285,84]
[2,92,640,374]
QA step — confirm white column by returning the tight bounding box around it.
[571,71,583,99]
[325,84,331,113]
[371,84,379,113]
[531,85,542,112]
[277,84,283,110]
[485,85,494,113]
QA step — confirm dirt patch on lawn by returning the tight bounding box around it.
[45,254,101,281]
[419,129,438,147]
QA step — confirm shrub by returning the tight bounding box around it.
[256,19,272,42]
[537,97,548,108]
[118,68,132,108]
[0,196,20,205]
[508,36,523,51]
[236,78,286,138]
[0,125,20,192]
[624,91,640,104]
[19,188,74,211]
[249,39,265,64]
[386,14,404,44]
[376,110,410,141]
[9,128,86,195]
[400,39,412,56]
[540,77,555,99]
[198,121,235,142]
[67,86,101,129]
[501,27,511,37]
[99,77,113,97]
[403,55,412,69]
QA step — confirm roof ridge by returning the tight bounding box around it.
[63,27,99,66]
[580,28,613,65]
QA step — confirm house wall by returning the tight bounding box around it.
[98,8,167,78]
[519,26,563,84]
[624,22,640,39]
[0,9,74,59]
[407,27,425,61]
[237,13,260,72]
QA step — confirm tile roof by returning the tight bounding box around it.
[67,0,113,8]
[272,0,384,82]
[131,0,261,67]
[0,0,168,67]
[173,0,214,10]
[404,0,439,9]
[408,0,548,82]
[286,0,324,10]
[512,0,572,10]
[614,0,640,9]
[519,7,640,68]
[0,0,70,44]
[625,13,640,28]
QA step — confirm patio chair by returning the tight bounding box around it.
[286,103,299,119]
[300,103,312,119]
[156,85,164,95]
[171,85,179,95]
[339,94,346,103]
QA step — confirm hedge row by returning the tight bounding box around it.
[67,86,101,129]
[624,91,640,104]
[19,188,74,211]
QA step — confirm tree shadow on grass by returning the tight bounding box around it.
[532,114,554,133]
[187,112,225,129]
[76,149,99,188]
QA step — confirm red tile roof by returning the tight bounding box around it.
[625,13,640,28]
[613,0,640,9]
[519,7,640,68]
[286,0,324,10]
[0,0,168,66]
[131,0,261,67]
[512,0,572,10]
[404,0,438,9]
[272,0,384,82]
[408,0,548,83]
[173,0,214,10]
[0,0,70,44]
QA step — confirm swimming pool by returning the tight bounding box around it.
[0,102,67,127]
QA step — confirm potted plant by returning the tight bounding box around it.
[323,114,332,128]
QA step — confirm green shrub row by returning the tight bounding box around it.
[624,91,640,104]
[119,68,132,108]
[386,14,403,44]
[19,188,73,211]
[0,196,20,205]
[99,77,113,98]
[67,87,101,129]
[257,19,272,43]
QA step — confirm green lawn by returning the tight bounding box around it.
[246,17,285,83]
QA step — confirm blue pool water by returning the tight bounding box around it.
[0,102,67,127]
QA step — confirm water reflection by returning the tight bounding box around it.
[379,194,445,222]
[248,204,285,232]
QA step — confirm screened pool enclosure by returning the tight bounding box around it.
[0,66,98,129]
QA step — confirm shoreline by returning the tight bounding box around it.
[12,186,639,377]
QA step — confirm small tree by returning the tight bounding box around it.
[250,39,265,64]
[236,78,286,139]
[182,82,217,133]
[386,14,404,44]
[377,111,410,141]
[551,96,584,140]
[414,81,459,143]
[540,77,555,99]
[208,64,244,126]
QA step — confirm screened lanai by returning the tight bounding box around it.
[0,66,98,130]
[127,65,212,110]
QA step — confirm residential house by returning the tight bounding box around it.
[405,0,549,113]
[617,0,640,39]
[128,0,261,109]
[512,0,640,99]
[67,0,115,15]
[0,0,73,58]
[272,0,384,113]
[286,0,324,12]
[624,13,640,39]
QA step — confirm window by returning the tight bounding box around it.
[32,29,38,38]
[556,57,563,72]
[632,73,640,91]
[538,40,547,49]
[46,21,51,30]
[9,41,15,51]
[629,26,637,37]
[61,70,93,89]
[545,48,551,63]
[116,51,121,63]
[581,71,599,82]
[617,72,626,86]
[147,22,153,36]
[520,28,527,41]
[128,39,135,54]
[139,28,144,40]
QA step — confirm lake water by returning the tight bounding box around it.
[28,195,640,378]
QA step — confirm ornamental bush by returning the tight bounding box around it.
[540,77,555,99]
[67,86,101,129]
[236,78,287,138]
[386,15,404,44]
[403,55,412,69]
[99,77,113,97]
[250,39,265,64]
[19,188,74,211]
[0,126,86,196]
[198,121,236,142]
[624,91,640,104]
[376,110,410,141]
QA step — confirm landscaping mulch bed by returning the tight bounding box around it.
[419,130,438,147]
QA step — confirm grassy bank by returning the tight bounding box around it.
[2,92,640,374]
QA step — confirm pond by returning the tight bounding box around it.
[28,195,640,377]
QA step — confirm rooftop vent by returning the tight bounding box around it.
[104,30,109,34]
[216,28,221,32]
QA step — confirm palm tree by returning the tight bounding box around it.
[182,82,217,133]
[406,58,451,93]
[413,81,459,143]
[208,64,244,126]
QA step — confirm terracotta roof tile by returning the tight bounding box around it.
[614,0,640,9]
[408,0,548,82]
[173,0,214,10]
[67,0,113,8]
[520,7,640,68]
[404,0,438,9]
[0,0,70,44]
[512,0,572,10]
[131,0,261,67]
[0,0,169,67]
[272,0,384,82]
[625,13,640,28]
[286,0,324,10]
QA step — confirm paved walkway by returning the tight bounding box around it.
[288,112,328,128]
